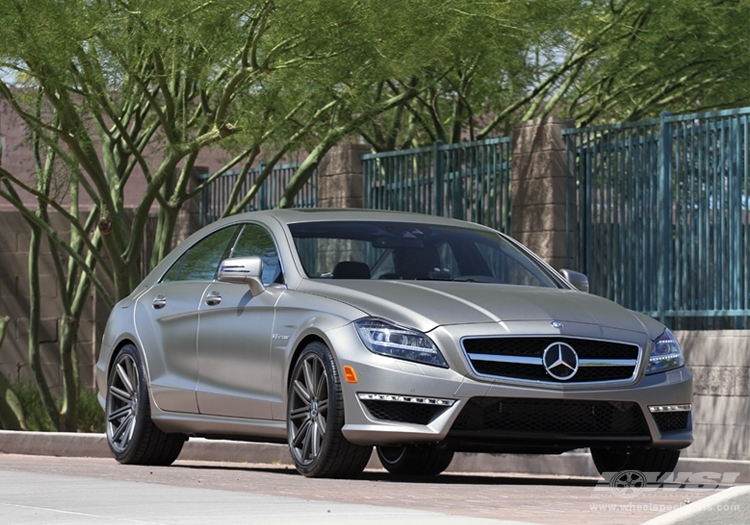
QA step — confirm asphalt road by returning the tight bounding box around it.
[0,454,743,525]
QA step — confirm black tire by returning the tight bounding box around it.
[377,444,454,476]
[106,344,186,465]
[287,341,372,478]
[590,447,680,480]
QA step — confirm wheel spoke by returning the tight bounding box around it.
[109,385,132,403]
[301,421,313,460]
[302,359,315,397]
[315,412,327,434]
[292,379,311,403]
[111,413,134,443]
[115,361,135,396]
[314,365,326,399]
[289,405,309,420]
[107,404,132,422]
[292,419,312,449]
[310,420,320,457]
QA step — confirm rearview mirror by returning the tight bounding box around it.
[217,256,265,296]
[559,269,589,293]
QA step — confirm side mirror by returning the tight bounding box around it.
[217,256,265,296]
[559,269,589,293]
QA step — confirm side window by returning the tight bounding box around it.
[162,253,185,283]
[229,223,282,285]
[163,226,238,283]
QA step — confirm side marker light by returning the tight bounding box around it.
[343,365,358,383]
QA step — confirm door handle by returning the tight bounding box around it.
[205,291,222,306]
[152,294,167,309]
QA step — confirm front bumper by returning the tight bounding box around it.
[326,323,693,452]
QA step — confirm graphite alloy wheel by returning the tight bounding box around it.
[287,341,371,478]
[590,447,680,481]
[106,344,186,465]
[377,445,454,476]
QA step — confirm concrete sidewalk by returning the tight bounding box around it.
[1,430,749,483]
[0,468,540,525]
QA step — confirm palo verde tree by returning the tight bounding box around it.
[0,0,492,429]
[357,0,750,150]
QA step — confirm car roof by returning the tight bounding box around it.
[225,208,496,231]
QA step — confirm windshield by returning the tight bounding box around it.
[288,221,561,288]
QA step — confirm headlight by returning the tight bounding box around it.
[646,329,685,375]
[354,318,448,368]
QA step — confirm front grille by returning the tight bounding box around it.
[450,398,649,437]
[462,337,640,383]
[362,400,444,425]
[653,411,690,432]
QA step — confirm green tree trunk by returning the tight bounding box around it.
[0,314,26,430]
[28,225,61,431]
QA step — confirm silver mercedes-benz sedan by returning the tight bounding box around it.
[96,209,692,478]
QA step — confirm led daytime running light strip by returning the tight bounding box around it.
[357,393,455,406]
[648,404,692,413]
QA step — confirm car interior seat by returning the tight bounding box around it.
[332,261,371,279]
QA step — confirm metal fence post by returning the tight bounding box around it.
[258,162,268,210]
[658,111,673,325]
[434,140,444,216]
[198,172,210,227]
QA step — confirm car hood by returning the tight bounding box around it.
[297,280,650,335]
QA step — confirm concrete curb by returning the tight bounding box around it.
[1,431,748,482]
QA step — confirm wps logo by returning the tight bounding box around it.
[597,471,740,498]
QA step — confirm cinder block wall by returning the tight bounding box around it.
[677,330,750,460]
[0,211,101,392]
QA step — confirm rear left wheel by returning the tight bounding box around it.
[287,341,372,478]
[106,344,186,465]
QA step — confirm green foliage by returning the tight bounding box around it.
[358,0,750,148]
[9,381,55,432]
[9,381,103,433]
[76,386,106,433]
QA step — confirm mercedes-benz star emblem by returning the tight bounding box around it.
[542,342,579,380]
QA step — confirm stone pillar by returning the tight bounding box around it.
[511,117,574,270]
[172,166,208,248]
[317,144,371,209]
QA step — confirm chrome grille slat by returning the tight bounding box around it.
[462,337,642,384]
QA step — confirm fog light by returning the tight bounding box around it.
[649,404,692,413]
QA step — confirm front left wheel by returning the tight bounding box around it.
[287,341,372,478]
[106,344,186,465]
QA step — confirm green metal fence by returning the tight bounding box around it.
[564,108,750,329]
[362,138,512,233]
[198,163,317,226]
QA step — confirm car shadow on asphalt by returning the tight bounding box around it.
[172,463,600,487]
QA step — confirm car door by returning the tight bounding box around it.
[195,223,285,419]
[136,225,238,414]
